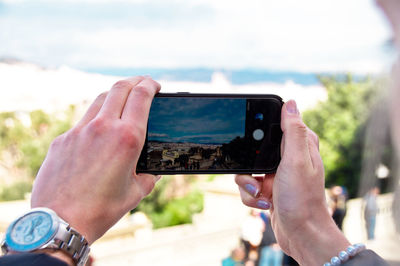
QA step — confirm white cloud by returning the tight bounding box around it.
[0,0,393,73]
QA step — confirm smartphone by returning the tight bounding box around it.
[137,93,283,175]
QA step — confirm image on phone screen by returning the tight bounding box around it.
[137,94,283,174]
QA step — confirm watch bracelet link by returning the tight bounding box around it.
[55,225,90,266]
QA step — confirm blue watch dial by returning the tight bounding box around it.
[11,212,52,244]
[6,210,57,252]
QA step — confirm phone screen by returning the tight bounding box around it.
[137,94,283,174]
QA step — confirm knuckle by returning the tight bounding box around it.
[240,196,254,208]
[97,91,108,100]
[133,85,153,99]
[118,124,142,149]
[112,80,133,90]
[87,117,110,135]
[62,128,80,144]
[238,188,256,207]
[293,120,308,133]
[292,158,307,169]
[282,154,307,170]
[50,134,64,149]
[234,174,250,186]
[126,76,144,83]
[68,127,81,137]
[145,77,161,88]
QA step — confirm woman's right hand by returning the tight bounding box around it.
[235,100,350,266]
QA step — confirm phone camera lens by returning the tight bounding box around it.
[253,129,264,141]
[255,113,264,121]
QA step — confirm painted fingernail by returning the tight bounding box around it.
[257,200,271,209]
[286,100,299,115]
[245,184,259,197]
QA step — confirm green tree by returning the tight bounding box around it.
[0,106,76,201]
[135,176,204,228]
[303,74,382,197]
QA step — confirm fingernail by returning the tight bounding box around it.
[245,184,259,197]
[257,200,271,209]
[286,100,299,115]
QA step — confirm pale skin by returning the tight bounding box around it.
[235,1,400,265]
[21,1,400,265]
[235,100,350,266]
[30,76,161,265]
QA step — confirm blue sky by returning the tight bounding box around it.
[148,98,246,144]
[0,0,393,73]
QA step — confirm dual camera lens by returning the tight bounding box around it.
[253,113,264,141]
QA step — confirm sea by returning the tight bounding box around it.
[83,67,321,86]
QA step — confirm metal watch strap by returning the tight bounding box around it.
[0,208,91,265]
[55,224,90,266]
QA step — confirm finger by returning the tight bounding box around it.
[260,173,274,202]
[98,76,144,119]
[235,174,261,197]
[238,187,272,210]
[121,77,161,125]
[133,173,162,198]
[76,92,108,128]
[280,100,312,166]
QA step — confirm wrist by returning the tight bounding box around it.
[288,208,350,266]
[31,203,97,245]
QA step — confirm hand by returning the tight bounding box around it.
[31,76,161,245]
[235,100,350,266]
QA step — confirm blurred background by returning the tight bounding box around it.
[0,0,399,265]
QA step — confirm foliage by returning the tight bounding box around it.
[0,181,32,201]
[0,106,75,201]
[136,176,204,229]
[303,74,383,197]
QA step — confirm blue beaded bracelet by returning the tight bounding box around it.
[323,243,366,266]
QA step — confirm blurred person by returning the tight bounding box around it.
[222,246,245,266]
[258,212,283,266]
[240,209,265,260]
[363,186,380,240]
[329,186,347,230]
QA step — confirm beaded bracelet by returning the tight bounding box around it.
[323,243,366,266]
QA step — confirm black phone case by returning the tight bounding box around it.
[137,92,283,175]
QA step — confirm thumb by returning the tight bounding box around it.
[280,100,312,166]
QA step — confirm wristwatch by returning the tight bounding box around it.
[1,208,90,266]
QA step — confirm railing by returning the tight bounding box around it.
[343,193,396,243]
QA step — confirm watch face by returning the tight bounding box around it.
[5,210,57,252]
